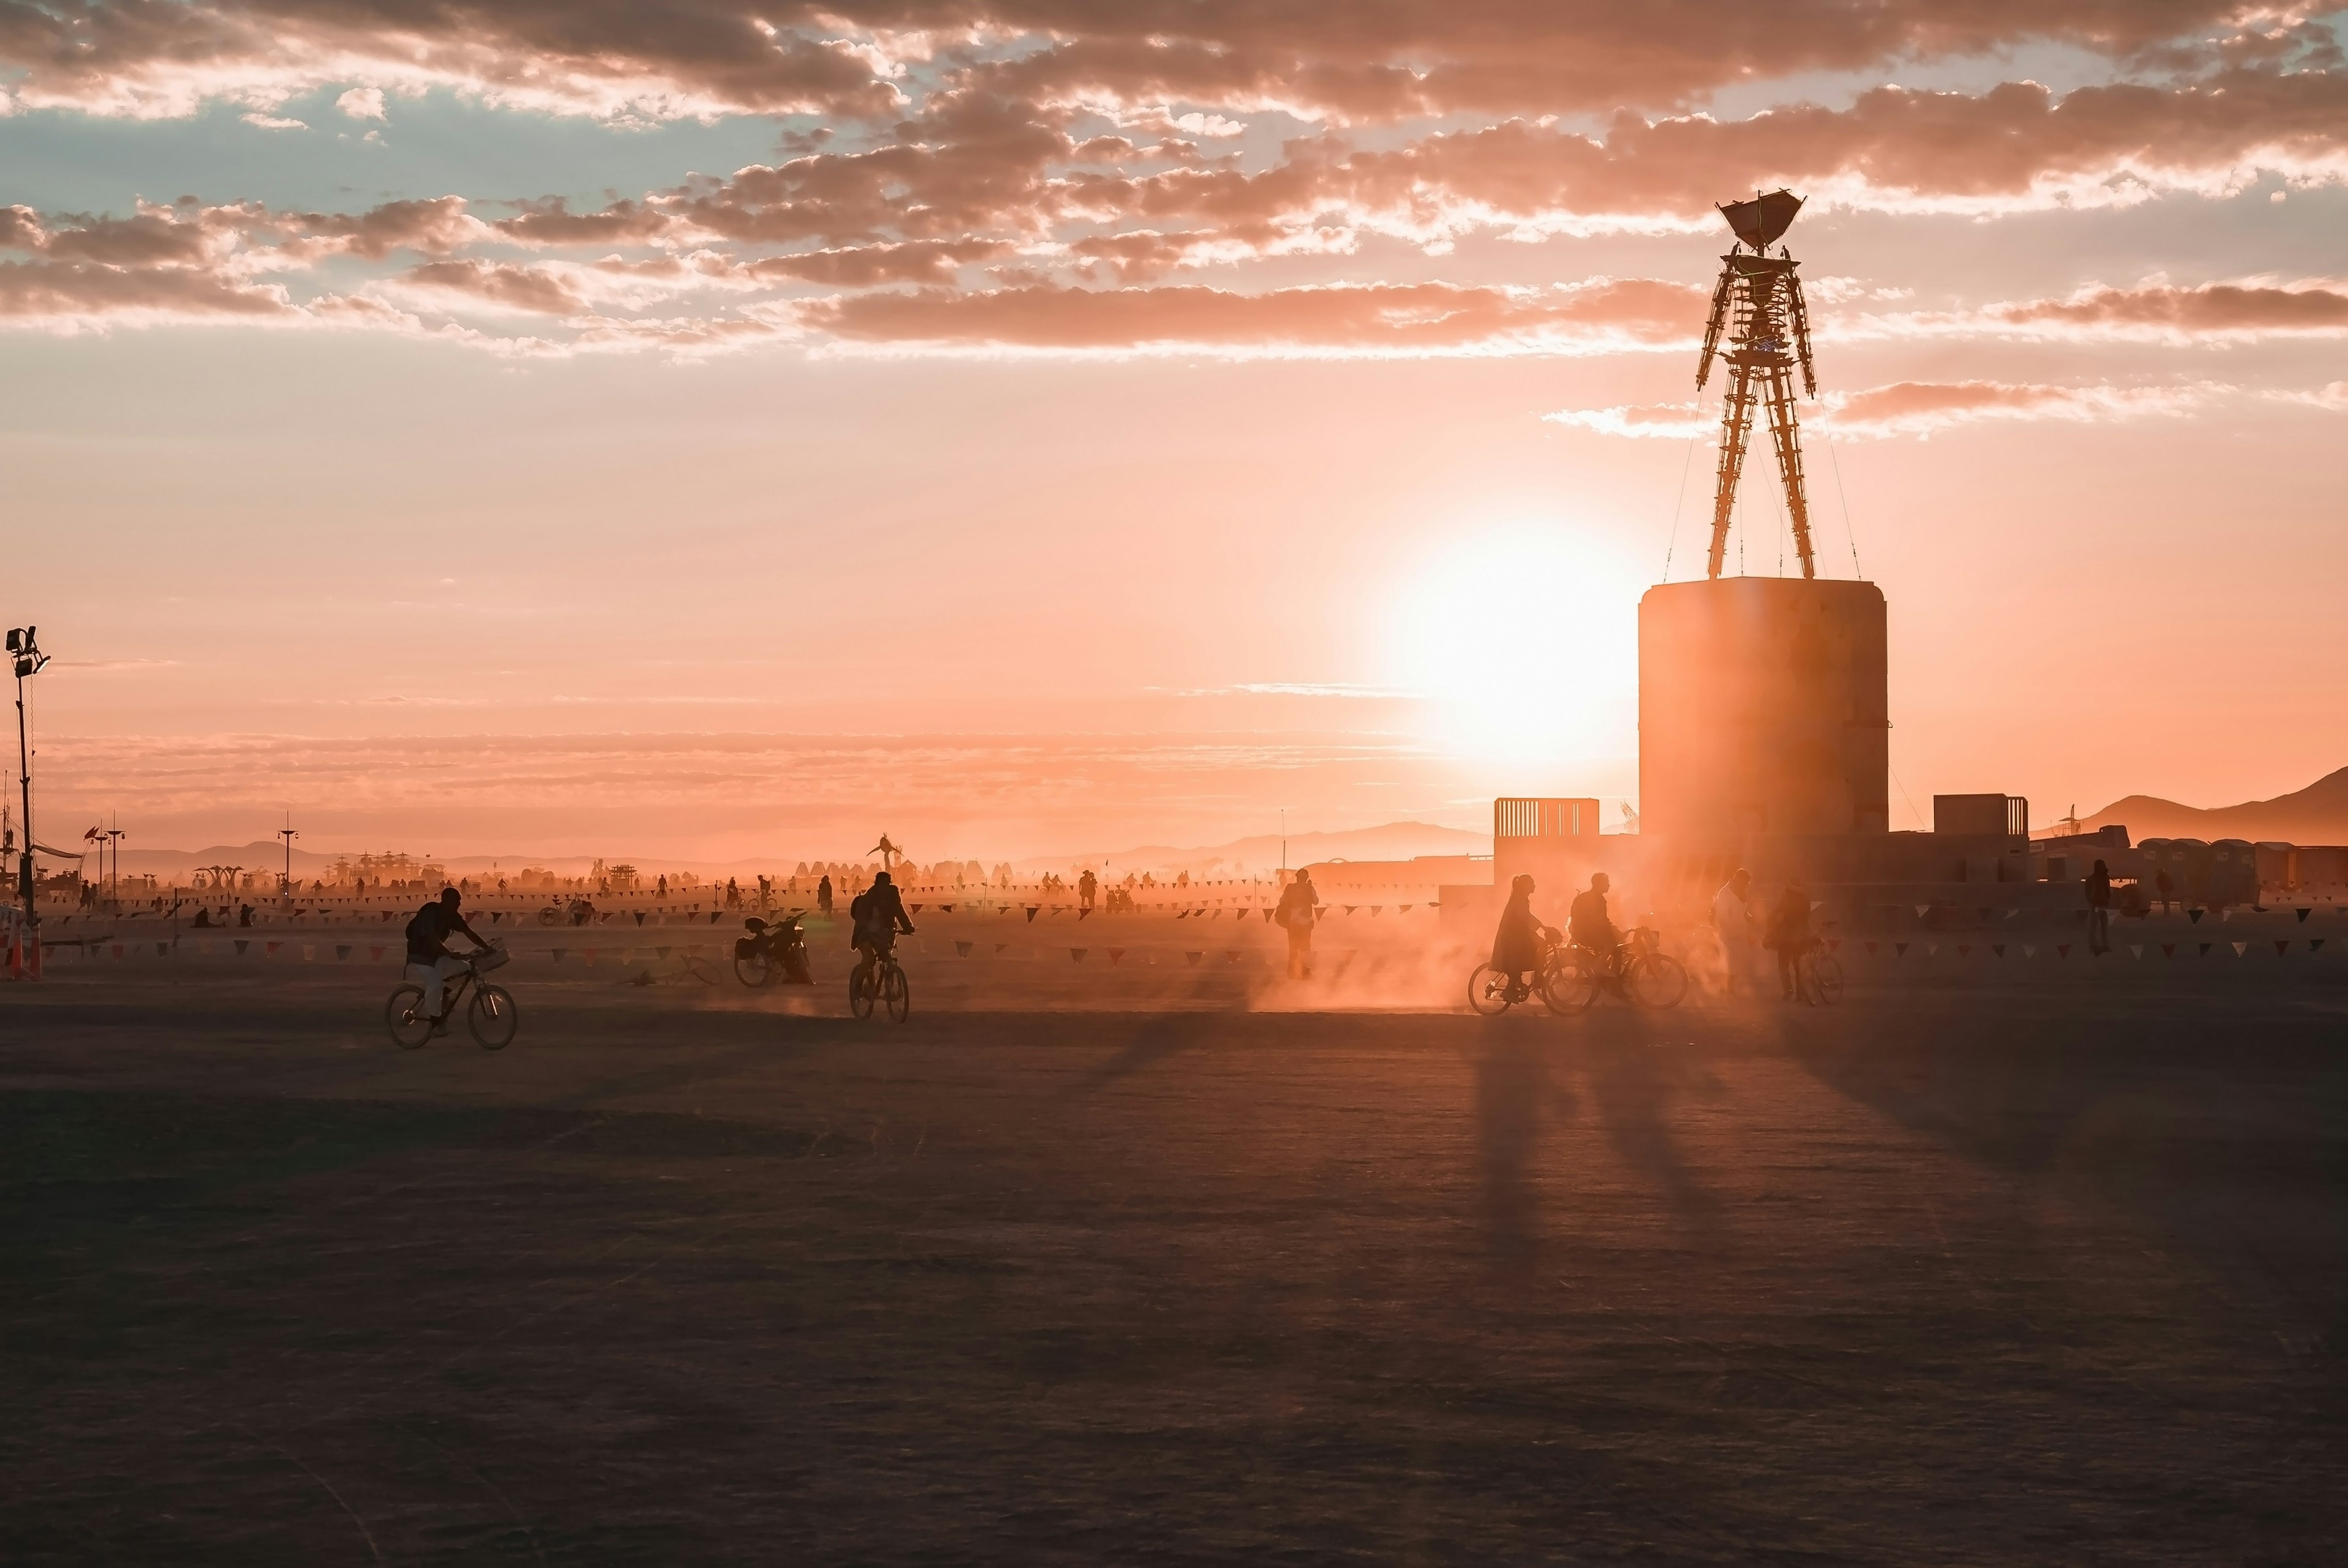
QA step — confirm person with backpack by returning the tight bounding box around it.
[405,886,493,1036]
[1275,867,1321,978]
[849,870,916,1001]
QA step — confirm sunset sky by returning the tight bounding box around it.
[4,2,2345,863]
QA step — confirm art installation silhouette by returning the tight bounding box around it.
[1696,188,1820,579]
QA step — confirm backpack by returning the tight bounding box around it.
[849,890,872,927]
[404,904,437,948]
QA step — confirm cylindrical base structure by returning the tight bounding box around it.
[1638,578,1888,841]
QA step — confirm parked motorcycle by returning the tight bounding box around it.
[734,912,813,987]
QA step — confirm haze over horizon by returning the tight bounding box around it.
[6,2,2346,859]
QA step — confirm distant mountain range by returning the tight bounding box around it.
[2083,767,2348,844]
[103,820,1493,882]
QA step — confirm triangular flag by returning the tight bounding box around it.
[1914,904,1930,918]
[111,944,125,959]
[2054,944,2069,959]
[1176,908,1190,919]
[910,904,923,914]
[1261,908,1274,923]
[1372,906,1383,916]
[1077,908,1090,921]
[2160,943,2175,958]
[1107,948,1126,965]
[1343,905,1356,916]
[2198,943,2213,957]
[1864,941,1878,955]
[1025,906,1040,922]
[994,942,1010,955]
[369,945,384,960]
[2274,940,2289,957]
[336,944,352,960]
[954,940,973,957]
[265,941,281,957]
[1926,943,1939,957]
[1185,951,1203,966]
[1069,948,1086,962]
[2294,907,2310,922]
[301,944,316,960]
[2231,941,2247,957]
[656,946,670,959]
[2309,938,2326,953]
[2022,944,2035,959]
[2128,944,2142,959]
[1990,944,2004,958]
[2188,909,2204,924]
[1894,941,1908,957]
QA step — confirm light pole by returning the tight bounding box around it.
[9,626,48,937]
[105,825,126,910]
[278,817,298,906]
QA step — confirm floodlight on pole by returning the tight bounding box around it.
[9,626,49,943]
[278,815,298,905]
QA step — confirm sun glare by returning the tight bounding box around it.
[1387,521,1643,771]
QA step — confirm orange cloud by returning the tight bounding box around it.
[800,278,1706,353]
[1546,380,2238,440]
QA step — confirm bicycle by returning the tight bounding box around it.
[849,947,910,1022]
[734,912,811,987]
[1543,927,1689,1013]
[536,897,596,927]
[1468,926,1565,1015]
[386,948,518,1049]
[1794,940,1844,1006]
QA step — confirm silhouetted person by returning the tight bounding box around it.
[2154,866,2176,915]
[849,870,915,998]
[1767,883,1813,1003]
[1078,869,1097,911]
[817,874,834,917]
[2085,858,2113,955]
[725,877,740,908]
[1712,867,1757,995]
[1490,874,1555,999]
[237,903,253,928]
[1568,872,1619,971]
[192,907,211,928]
[1276,867,1321,978]
[405,886,491,1034]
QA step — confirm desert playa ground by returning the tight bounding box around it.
[4,948,2344,1563]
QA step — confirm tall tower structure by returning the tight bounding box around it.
[1638,188,1889,842]
[1696,189,1817,579]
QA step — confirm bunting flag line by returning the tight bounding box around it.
[2231,941,2248,957]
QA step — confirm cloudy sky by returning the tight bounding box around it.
[4,1,2345,861]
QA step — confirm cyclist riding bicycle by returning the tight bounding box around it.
[1568,872,1622,974]
[405,886,493,1036]
[1488,874,1557,1000]
[849,870,916,998]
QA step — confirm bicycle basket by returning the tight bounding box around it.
[474,943,511,974]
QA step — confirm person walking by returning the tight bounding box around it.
[1078,869,1097,911]
[1711,867,1757,995]
[817,873,834,918]
[2084,858,2114,955]
[1276,867,1321,978]
[1765,883,1813,1004]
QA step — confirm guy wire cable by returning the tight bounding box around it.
[1823,427,1863,578]
[1659,388,1704,584]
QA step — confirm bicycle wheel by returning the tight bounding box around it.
[385,984,434,1049]
[681,952,722,985]
[883,962,909,1023]
[1541,954,1601,1015]
[1467,964,1514,1015]
[734,946,774,987]
[1804,952,1845,1006]
[469,984,519,1050]
[1626,952,1689,1009]
[536,906,559,927]
[849,966,876,1019]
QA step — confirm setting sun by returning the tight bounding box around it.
[1387,520,1642,771]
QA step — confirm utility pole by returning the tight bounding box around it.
[9,627,49,942]
[105,824,126,909]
